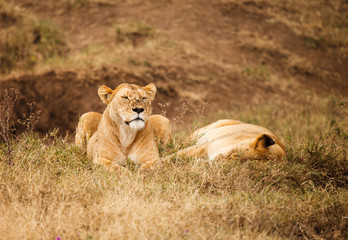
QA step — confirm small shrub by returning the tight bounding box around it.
[0,88,19,165]
[0,88,40,166]
[115,20,156,47]
[244,65,270,79]
[0,2,68,73]
[0,0,23,27]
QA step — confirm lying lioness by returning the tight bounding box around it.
[75,83,171,171]
[169,119,286,161]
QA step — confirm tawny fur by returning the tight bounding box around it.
[75,112,102,149]
[148,114,172,145]
[76,113,171,148]
[168,119,286,161]
[75,83,171,171]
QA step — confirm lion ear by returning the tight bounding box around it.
[143,83,157,101]
[251,134,275,151]
[98,85,113,104]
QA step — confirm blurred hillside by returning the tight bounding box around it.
[0,0,347,133]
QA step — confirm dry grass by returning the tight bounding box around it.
[0,0,68,74]
[1,95,347,240]
[215,0,348,49]
[22,19,192,77]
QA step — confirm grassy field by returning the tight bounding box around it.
[1,0,348,239]
[0,95,347,240]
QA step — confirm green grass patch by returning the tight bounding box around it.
[244,65,270,79]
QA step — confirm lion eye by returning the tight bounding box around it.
[142,97,148,100]
[122,96,129,100]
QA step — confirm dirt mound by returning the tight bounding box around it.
[0,67,174,134]
[0,61,285,134]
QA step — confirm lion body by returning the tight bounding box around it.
[172,119,286,161]
[76,83,171,170]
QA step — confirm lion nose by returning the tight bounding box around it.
[132,107,144,114]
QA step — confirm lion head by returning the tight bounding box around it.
[98,83,156,131]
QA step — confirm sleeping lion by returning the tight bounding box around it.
[75,83,171,171]
[167,119,286,161]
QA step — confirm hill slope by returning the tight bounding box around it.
[0,0,347,132]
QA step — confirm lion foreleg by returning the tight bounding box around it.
[94,157,128,172]
[163,143,209,162]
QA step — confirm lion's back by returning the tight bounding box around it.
[75,112,102,148]
[149,115,172,145]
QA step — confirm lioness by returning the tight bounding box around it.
[168,119,285,161]
[76,83,171,171]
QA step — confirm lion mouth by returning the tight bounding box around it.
[125,117,144,125]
